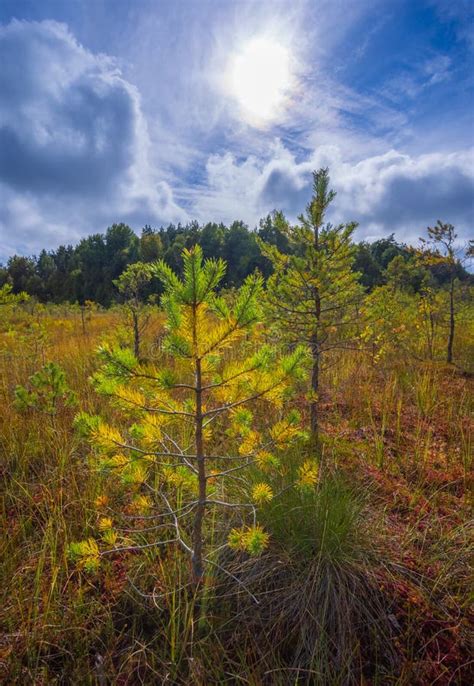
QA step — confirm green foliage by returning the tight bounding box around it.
[386,253,428,293]
[3,168,473,682]
[219,473,394,686]
[416,221,470,364]
[113,262,155,357]
[2,213,471,307]
[14,362,77,416]
[73,411,102,437]
[260,454,364,561]
[67,538,100,573]
[139,225,163,262]
[1,278,473,684]
[227,525,270,555]
[360,261,474,365]
[0,282,29,306]
[260,168,363,443]
[261,179,362,353]
[74,245,306,581]
[113,261,153,298]
[420,220,457,261]
[361,284,419,361]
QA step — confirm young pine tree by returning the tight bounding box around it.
[0,283,29,306]
[420,221,459,364]
[113,262,154,359]
[75,246,306,583]
[259,168,362,449]
[14,362,77,423]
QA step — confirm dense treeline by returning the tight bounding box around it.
[1,216,470,306]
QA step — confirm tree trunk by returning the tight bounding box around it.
[192,357,206,583]
[310,223,321,453]
[133,311,140,359]
[447,279,455,364]
[80,305,86,335]
[310,331,320,451]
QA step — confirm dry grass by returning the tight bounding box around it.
[1,304,472,684]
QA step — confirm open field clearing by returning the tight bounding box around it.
[1,277,472,685]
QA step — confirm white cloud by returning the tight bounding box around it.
[192,142,474,242]
[382,54,453,102]
[0,7,472,261]
[0,19,186,260]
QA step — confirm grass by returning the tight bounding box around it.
[1,304,472,684]
[215,472,398,685]
[260,466,366,562]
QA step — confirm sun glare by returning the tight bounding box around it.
[227,36,293,125]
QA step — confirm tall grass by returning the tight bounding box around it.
[1,304,472,684]
[214,470,398,685]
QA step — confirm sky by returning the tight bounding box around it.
[0,0,473,261]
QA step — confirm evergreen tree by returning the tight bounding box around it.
[260,168,362,449]
[0,283,29,306]
[353,242,384,290]
[76,246,306,583]
[113,262,154,359]
[6,255,37,294]
[420,221,458,364]
[139,225,163,262]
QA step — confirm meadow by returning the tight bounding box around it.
[1,1,473,682]
[1,285,472,685]
[1,179,473,686]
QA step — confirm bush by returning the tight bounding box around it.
[262,470,366,563]
[214,470,399,684]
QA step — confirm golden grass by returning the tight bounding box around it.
[1,304,472,684]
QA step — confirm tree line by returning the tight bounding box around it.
[1,213,470,307]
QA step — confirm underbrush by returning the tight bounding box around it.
[1,309,472,684]
[213,474,399,685]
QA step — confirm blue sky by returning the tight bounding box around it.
[0,0,473,260]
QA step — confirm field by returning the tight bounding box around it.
[2,2,474,683]
[1,297,472,686]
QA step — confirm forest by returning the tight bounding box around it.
[1,169,473,685]
[2,212,472,308]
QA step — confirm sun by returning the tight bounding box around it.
[227,36,293,125]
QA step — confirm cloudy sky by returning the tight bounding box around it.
[0,0,473,261]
